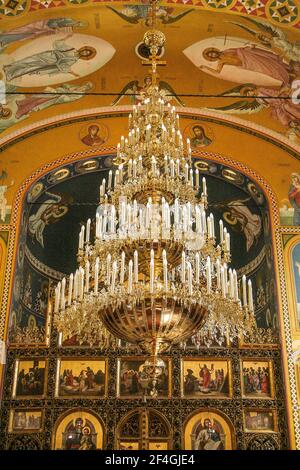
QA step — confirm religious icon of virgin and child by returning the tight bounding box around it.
[64,418,96,450]
[3,34,97,82]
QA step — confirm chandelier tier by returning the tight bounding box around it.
[53,7,256,356]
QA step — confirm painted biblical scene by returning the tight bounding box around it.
[182,359,231,398]
[9,410,42,432]
[14,359,46,397]
[0,18,87,53]
[244,410,276,433]
[2,33,115,87]
[0,82,94,135]
[291,243,300,329]
[9,255,50,344]
[184,331,228,349]
[183,15,300,141]
[57,359,106,397]
[280,173,300,226]
[118,358,170,398]
[241,360,273,398]
[0,14,117,134]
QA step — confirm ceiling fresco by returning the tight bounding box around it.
[0,4,299,140]
[24,156,269,273]
[0,0,299,27]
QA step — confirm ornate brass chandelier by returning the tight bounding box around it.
[53,3,256,359]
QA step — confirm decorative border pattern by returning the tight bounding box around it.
[275,228,300,448]
[25,246,65,281]
[1,106,300,159]
[238,247,266,277]
[0,1,299,29]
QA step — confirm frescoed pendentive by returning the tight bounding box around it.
[183,15,300,141]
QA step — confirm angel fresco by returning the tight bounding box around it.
[3,35,96,82]
[184,18,300,138]
[207,83,300,138]
[0,82,93,134]
[107,5,193,26]
[28,191,72,248]
[15,82,93,119]
[214,197,262,252]
[112,75,184,106]
[228,16,300,64]
[0,18,86,52]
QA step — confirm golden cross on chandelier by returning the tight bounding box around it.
[142,0,167,86]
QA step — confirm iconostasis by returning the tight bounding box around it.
[0,1,300,449]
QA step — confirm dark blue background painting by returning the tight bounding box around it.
[9,154,278,335]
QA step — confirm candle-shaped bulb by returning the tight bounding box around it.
[128,260,133,294]
[134,250,138,283]
[242,275,247,307]
[202,177,207,196]
[248,279,254,312]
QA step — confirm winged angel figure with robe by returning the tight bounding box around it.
[228,16,300,63]
[112,75,184,106]
[200,17,300,139]
[107,5,193,26]
[207,83,300,139]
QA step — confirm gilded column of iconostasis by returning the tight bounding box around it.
[0,0,300,450]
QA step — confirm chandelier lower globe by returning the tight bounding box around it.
[100,294,208,355]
